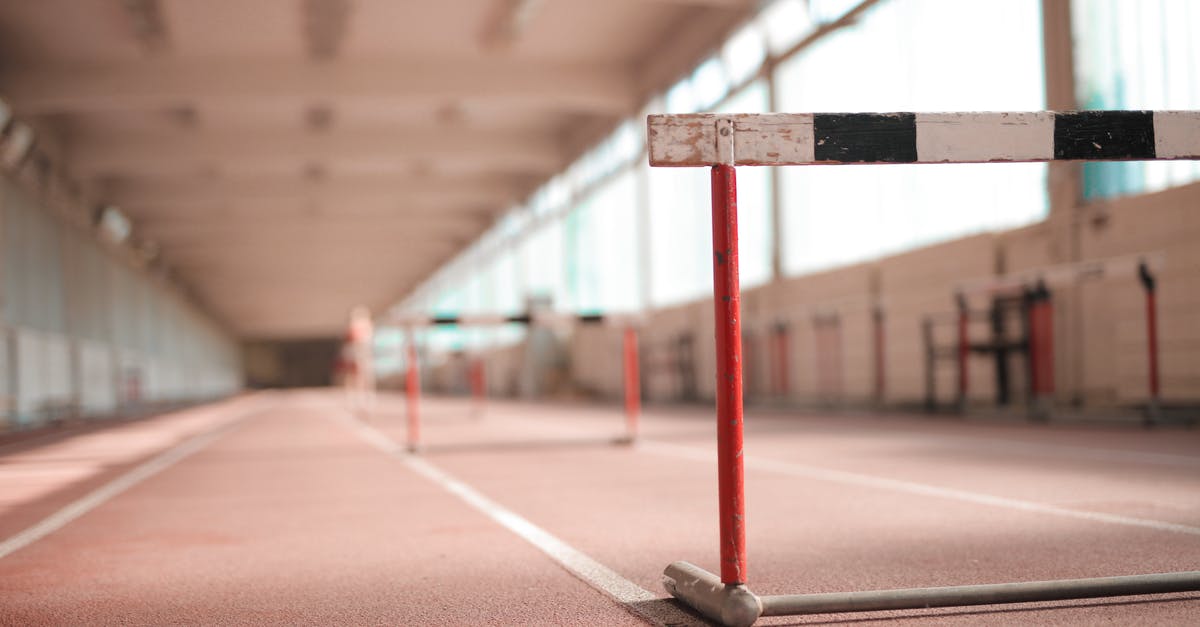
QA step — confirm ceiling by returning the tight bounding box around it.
[0,0,757,339]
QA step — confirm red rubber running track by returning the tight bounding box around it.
[1,390,1198,625]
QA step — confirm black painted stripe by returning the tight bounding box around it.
[505,314,532,325]
[813,113,917,163]
[1053,111,1155,160]
[577,313,605,324]
[431,316,460,325]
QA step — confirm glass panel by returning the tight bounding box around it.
[722,23,766,86]
[1073,0,1200,199]
[774,0,1048,276]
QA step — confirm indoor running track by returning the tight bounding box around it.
[1,390,1198,625]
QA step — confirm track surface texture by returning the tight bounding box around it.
[1,389,1197,625]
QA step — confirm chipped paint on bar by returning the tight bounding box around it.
[647,111,1200,167]
[733,113,815,165]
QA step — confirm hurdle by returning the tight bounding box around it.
[955,252,1166,422]
[648,110,1200,626]
[391,311,644,452]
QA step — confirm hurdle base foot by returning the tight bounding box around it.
[663,561,762,627]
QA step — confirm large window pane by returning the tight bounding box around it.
[1074,0,1200,199]
[774,0,1048,275]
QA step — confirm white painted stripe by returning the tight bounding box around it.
[916,112,1053,163]
[639,441,1200,536]
[0,410,254,560]
[456,314,511,326]
[335,415,694,625]
[1153,111,1200,159]
[923,434,1200,469]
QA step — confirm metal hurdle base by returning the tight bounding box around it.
[664,561,1200,626]
[663,562,762,627]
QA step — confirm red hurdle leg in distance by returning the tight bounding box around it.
[470,357,486,419]
[1028,283,1054,419]
[873,307,886,403]
[405,339,420,451]
[622,327,640,441]
[1138,263,1160,423]
[711,163,747,586]
[955,294,969,410]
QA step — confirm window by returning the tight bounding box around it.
[566,169,640,312]
[1073,0,1200,199]
[774,0,1048,275]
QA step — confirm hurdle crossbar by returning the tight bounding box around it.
[391,311,645,329]
[648,110,1200,627]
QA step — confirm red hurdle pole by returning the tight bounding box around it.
[622,327,640,441]
[405,335,420,451]
[1139,263,1160,423]
[470,357,486,419]
[711,163,747,585]
[772,324,789,397]
[873,306,886,403]
[1028,282,1054,418]
[955,294,969,410]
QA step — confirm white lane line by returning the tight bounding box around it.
[335,415,695,626]
[915,433,1200,469]
[0,408,258,561]
[640,441,1200,537]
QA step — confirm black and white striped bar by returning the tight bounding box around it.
[391,311,645,328]
[647,111,1200,167]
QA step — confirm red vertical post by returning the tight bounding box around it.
[710,163,746,586]
[873,307,886,403]
[470,357,486,418]
[405,336,420,451]
[1028,283,1054,415]
[1145,290,1160,397]
[772,324,790,397]
[623,327,640,441]
[1139,263,1160,419]
[956,294,969,408]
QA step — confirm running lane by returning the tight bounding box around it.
[3,390,1198,625]
[0,392,652,625]
[369,393,1200,625]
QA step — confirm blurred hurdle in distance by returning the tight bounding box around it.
[387,310,645,453]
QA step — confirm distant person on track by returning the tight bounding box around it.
[343,306,376,415]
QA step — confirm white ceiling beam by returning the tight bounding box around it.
[137,212,487,233]
[104,175,524,212]
[1,59,636,115]
[67,127,566,177]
